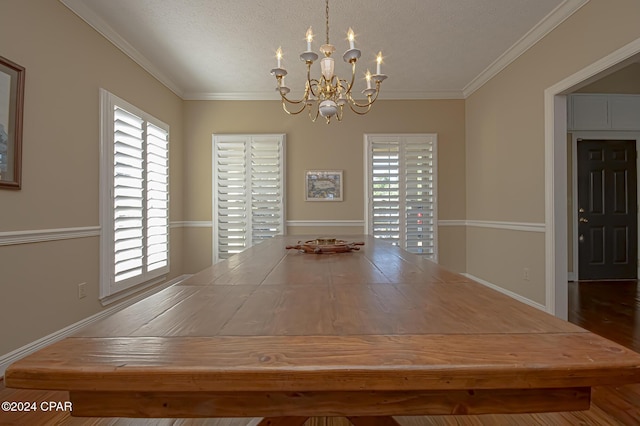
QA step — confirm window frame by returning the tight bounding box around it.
[364,133,438,260]
[99,89,170,301]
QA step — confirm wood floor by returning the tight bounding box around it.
[2,280,640,425]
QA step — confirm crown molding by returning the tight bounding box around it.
[59,0,185,99]
[463,0,589,98]
[60,0,588,101]
[182,90,465,101]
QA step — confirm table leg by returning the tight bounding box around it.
[258,417,310,426]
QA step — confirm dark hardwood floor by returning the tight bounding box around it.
[568,280,640,354]
[1,280,640,425]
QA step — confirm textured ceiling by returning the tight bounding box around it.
[60,0,587,100]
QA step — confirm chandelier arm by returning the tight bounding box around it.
[306,63,321,98]
[342,61,357,97]
[306,99,320,122]
[281,98,308,115]
[280,94,308,105]
[346,99,373,115]
[279,83,312,105]
[346,82,381,109]
[308,79,321,98]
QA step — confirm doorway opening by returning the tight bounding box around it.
[545,38,640,319]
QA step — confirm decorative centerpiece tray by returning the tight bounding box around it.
[286,238,364,254]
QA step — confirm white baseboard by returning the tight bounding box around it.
[0,274,191,379]
[462,273,548,312]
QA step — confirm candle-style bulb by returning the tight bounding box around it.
[347,28,355,49]
[376,51,383,74]
[365,69,372,89]
[306,27,314,51]
[276,47,283,68]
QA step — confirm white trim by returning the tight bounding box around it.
[183,90,465,101]
[438,220,545,232]
[437,220,466,227]
[60,0,585,102]
[59,0,184,98]
[0,274,191,379]
[545,37,640,319]
[99,275,164,306]
[170,221,213,228]
[463,0,589,97]
[286,220,364,227]
[0,226,100,246]
[466,220,545,233]
[462,273,547,313]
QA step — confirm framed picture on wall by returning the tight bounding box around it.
[0,56,25,190]
[305,170,343,201]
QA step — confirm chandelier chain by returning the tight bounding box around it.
[325,0,330,45]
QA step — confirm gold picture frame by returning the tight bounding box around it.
[305,170,343,201]
[0,56,25,190]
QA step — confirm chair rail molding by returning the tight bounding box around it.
[439,220,545,232]
[0,226,101,246]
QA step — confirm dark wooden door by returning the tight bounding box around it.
[578,140,637,280]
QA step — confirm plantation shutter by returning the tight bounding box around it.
[366,134,437,259]
[214,138,249,259]
[101,89,170,299]
[213,134,285,262]
[251,137,284,244]
[403,136,435,257]
[145,123,169,271]
[370,139,401,244]
[113,106,145,282]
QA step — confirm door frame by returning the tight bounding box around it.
[570,133,640,281]
[545,37,640,320]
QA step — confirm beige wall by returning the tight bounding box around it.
[466,0,640,305]
[576,62,640,94]
[183,100,466,273]
[7,0,635,361]
[0,0,184,356]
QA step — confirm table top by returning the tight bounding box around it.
[6,235,640,418]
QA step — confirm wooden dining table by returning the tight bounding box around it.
[6,235,640,425]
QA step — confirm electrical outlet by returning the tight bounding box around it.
[523,268,531,281]
[78,282,87,299]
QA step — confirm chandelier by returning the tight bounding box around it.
[270,0,387,124]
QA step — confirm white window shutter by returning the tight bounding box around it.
[214,137,249,260]
[366,134,437,259]
[251,136,284,244]
[146,123,169,271]
[113,107,145,282]
[403,136,435,256]
[370,139,400,245]
[213,134,285,262]
[100,89,170,300]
